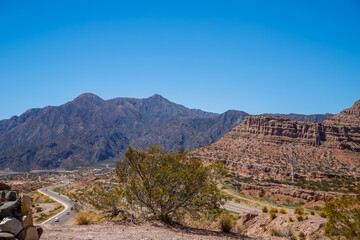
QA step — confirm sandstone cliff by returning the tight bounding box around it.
[193,100,360,180]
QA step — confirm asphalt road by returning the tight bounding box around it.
[37,181,257,225]
[38,181,77,225]
[222,201,261,214]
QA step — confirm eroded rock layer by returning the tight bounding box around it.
[193,100,360,180]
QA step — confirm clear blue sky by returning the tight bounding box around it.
[0,0,359,120]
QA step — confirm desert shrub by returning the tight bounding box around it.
[116,146,227,223]
[298,231,306,240]
[324,194,360,239]
[86,181,126,220]
[236,223,247,235]
[288,216,294,222]
[270,227,282,237]
[320,211,327,218]
[35,207,43,213]
[270,208,278,213]
[285,198,292,205]
[279,208,287,214]
[259,188,265,198]
[295,207,305,215]
[262,206,268,213]
[269,212,277,221]
[296,215,304,221]
[74,211,93,225]
[219,214,234,232]
[310,210,315,215]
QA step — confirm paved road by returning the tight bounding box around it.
[222,201,261,214]
[38,181,77,225]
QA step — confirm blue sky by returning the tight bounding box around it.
[0,0,359,120]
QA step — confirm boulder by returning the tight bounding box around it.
[20,195,33,228]
[0,217,23,235]
[0,200,20,216]
[17,226,39,240]
[0,231,15,240]
[5,192,16,202]
[21,196,31,210]
[0,183,10,191]
[237,212,258,226]
[21,210,33,229]
[35,226,43,239]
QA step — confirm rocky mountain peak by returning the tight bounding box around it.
[71,93,105,105]
[147,94,169,103]
[324,99,360,126]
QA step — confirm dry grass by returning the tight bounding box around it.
[279,208,287,214]
[74,211,95,225]
[269,212,277,221]
[269,208,278,214]
[218,214,234,232]
[262,206,268,213]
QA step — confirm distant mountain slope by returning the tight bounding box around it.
[0,93,335,172]
[132,110,249,151]
[0,93,218,171]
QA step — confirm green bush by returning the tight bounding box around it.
[324,194,360,239]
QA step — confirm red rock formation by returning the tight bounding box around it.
[324,100,360,126]
[193,100,360,180]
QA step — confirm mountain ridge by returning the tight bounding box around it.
[193,99,360,181]
[0,93,335,172]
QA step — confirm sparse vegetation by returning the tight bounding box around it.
[87,146,227,225]
[262,206,268,213]
[269,212,277,221]
[324,190,360,239]
[259,188,265,198]
[296,215,304,221]
[270,227,281,236]
[279,208,287,214]
[295,207,305,215]
[74,211,94,225]
[218,214,234,232]
[298,231,306,240]
[35,205,64,223]
[269,207,278,213]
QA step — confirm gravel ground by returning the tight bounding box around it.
[41,222,250,240]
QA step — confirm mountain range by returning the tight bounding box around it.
[0,93,334,171]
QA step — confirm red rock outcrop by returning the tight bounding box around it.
[324,99,360,126]
[193,100,360,180]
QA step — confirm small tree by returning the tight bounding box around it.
[116,146,227,223]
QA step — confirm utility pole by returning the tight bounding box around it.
[291,151,294,183]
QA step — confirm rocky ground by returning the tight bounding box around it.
[41,222,249,240]
[237,212,327,239]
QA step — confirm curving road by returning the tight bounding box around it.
[38,181,78,225]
